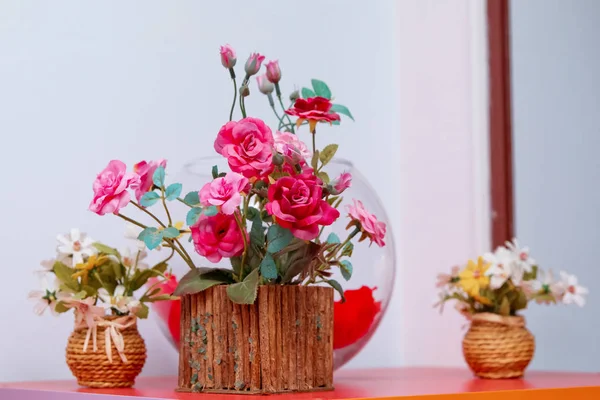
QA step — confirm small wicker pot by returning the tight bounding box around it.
[462,313,535,379]
[66,315,147,388]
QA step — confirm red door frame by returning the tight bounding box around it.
[487,0,514,248]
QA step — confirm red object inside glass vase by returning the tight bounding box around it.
[149,275,380,350]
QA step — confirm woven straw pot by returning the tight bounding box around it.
[66,315,147,388]
[462,313,535,379]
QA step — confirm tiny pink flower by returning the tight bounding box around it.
[220,44,237,69]
[191,213,246,263]
[64,297,106,328]
[89,160,140,216]
[332,172,352,194]
[347,199,386,247]
[132,159,167,202]
[199,172,250,215]
[436,266,460,288]
[256,74,274,95]
[244,52,265,76]
[265,60,281,83]
[214,117,275,179]
[274,131,311,165]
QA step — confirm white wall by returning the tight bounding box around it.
[0,0,488,381]
[510,0,600,372]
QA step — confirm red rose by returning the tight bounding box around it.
[285,96,341,132]
[265,173,339,240]
[334,286,381,349]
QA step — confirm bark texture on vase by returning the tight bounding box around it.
[177,285,334,394]
[462,313,535,379]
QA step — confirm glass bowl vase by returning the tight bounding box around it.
[151,156,396,370]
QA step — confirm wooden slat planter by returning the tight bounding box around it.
[177,285,334,394]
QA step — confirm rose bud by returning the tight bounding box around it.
[256,74,275,95]
[289,90,299,102]
[265,60,281,83]
[244,52,265,77]
[272,152,284,166]
[219,44,236,69]
[239,84,250,97]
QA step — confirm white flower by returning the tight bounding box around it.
[121,247,148,270]
[559,271,588,307]
[126,298,142,315]
[124,223,148,251]
[34,258,55,277]
[56,228,96,267]
[484,247,515,288]
[28,276,61,316]
[505,238,535,273]
[522,269,562,303]
[98,285,131,314]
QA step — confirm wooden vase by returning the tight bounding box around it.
[462,313,535,379]
[66,315,147,388]
[177,285,334,394]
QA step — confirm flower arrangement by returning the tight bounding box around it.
[29,228,173,321]
[435,238,588,317]
[87,44,387,305]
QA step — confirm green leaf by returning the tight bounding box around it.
[134,303,149,319]
[162,227,180,239]
[203,206,218,217]
[54,302,71,313]
[165,183,182,201]
[326,279,346,303]
[145,294,177,302]
[311,150,320,170]
[498,296,510,316]
[267,225,293,253]
[186,207,203,226]
[226,268,259,304]
[139,227,163,250]
[522,265,538,281]
[111,260,123,280]
[311,79,332,99]
[330,104,355,121]
[259,253,278,280]
[246,207,260,221]
[340,260,353,281]
[130,269,153,291]
[250,215,265,247]
[92,243,120,258]
[140,191,160,207]
[212,165,219,179]
[319,144,338,166]
[153,166,166,187]
[318,172,330,184]
[331,120,341,126]
[53,261,79,291]
[151,261,168,275]
[183,191,200,206]
[341,242,354,257]
[301,87,316,99]
[511,289,529,311]
[326,233,340,244]
[174,267,235,296]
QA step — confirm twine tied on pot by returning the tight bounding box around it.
[470,312,525,327]
[79,315,137,363]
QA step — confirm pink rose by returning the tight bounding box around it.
[199,172,249,215]
[256,74,274,94]
[274,131,311,165]
[265,60,281,83]
[347,199,386,247]
[220,44,236,69]
[214,117,275,178]
[244,52,265,76]
[266,173,340,240]
[191,213,245,263]
[89,160,140,216]
[132,159,167,202]
[332,172,352,194]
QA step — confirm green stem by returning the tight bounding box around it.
[233,212,249,281]
[160,187,173,226]
[117,213,147,230]
[176,197,193,208]
[312,131,316,155]
[239,76,248,118]
[130,201,166,228]
[271,105,287,131]
[276,92,294,133]
[229,69,237,121]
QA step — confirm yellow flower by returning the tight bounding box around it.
[458,257,490,298]
[72,254,108,284]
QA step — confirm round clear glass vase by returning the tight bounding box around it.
[152,156,396,370]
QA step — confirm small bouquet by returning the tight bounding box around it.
[29,228,173,321]
[435,238,588,317]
